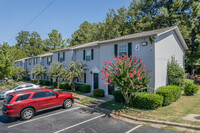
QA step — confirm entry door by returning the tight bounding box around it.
[108,85,115,95]
[93,73,99,89]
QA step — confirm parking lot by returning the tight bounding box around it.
[0,100,181,133]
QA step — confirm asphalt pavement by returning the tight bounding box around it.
[0,104,182,133]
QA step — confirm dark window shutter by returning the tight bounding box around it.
[114,44,118,57]
[47,58,48,64]
[84,73,86,83]
[91,49,94,60]
[58,53,60,61]
[63,52,65,61]
[128,42,132,57]
[83,50,85,60]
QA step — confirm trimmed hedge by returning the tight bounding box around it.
[31,79,37,84]
[23,77,30,81]
[60,82,71,90]
[93,89,105,97]
[40,80,50,86]
[113,90,125,103]
[184,82,199,96]
[76,84,91,93]
[132,92,163,109]
[156,85,182,106]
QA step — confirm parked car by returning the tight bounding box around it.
[2,89,74,120]
[0,83,40,99]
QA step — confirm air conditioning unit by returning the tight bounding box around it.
[60,58,63,62]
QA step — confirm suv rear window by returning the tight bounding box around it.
[16,94,31,101]
[5,95,13,103]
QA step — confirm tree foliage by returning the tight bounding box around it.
[63,61,85,91]
[0,43,16,79]
[29,64,46,84]
[47,61,65,89]
[15,67,26,81]
[67,0,200,74]
[100,55,152,104]
[44,29,66,51]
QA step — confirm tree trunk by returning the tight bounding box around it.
[57,78,60,89]
[37,77,40,85]
[191,29,195,75]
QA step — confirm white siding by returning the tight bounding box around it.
[155,31,185,89]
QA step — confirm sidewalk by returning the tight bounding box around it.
[74,93,114,107]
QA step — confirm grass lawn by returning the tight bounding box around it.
[99,90,200,126]
[79,96,100,104]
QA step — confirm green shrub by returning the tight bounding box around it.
[132,92,163,109]
[60,82,71,90]
[40,80,50,86]
[31,79,37,84]
[156,85,182,106]
[184,82,199,96]
[167,56,185,85]
[113,90,125,103]
[93,89,105,97]
[53,82,57,88]
[77,84,91,93]
[23,77,30,81]
[16,78,22,82]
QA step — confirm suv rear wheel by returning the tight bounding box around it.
[21,108,34,120]
[63,99,73,109]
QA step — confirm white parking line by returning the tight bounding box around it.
[126,125,142,133]
[8,107,80,128]
[54,114,105,133]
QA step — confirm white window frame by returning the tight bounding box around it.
[119,44,127,56]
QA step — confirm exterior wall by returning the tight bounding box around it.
[99,38,155,95]
[154,31,185,89]
[73,46,100,91]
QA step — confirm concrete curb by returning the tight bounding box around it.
[74,101,200,130]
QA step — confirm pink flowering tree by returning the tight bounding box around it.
[100,55,152,104]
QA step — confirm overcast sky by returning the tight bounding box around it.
[0,0,132,46]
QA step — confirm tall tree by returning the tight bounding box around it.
[44,29,66,51]
[47,61,64,89]
[29,64,46,84]
[0,43,15,79]
[65,61,85,91]
[15,67,26,81]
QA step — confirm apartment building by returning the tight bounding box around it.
[13,26,188,95]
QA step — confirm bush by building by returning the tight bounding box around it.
[156,85,182,106]
[132,92,163,109]
[93,89,105,97]
[113,90,125,103]
[184,82,199,96]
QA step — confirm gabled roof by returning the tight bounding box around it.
[14,53,53,63]
[14,26,188,62]
[53,26,188,52]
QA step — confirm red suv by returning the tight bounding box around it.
[2,88,74,120]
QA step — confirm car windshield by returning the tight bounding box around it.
[9,85,22,90]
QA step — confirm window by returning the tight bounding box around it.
[119,45,127,56]
[45,91,57,97]
[29,59,32,65]
[32,91,57,99]
[84,73,86,83]
[86,50,91,61]
[16,94,31,101]
[33,58,37,65]
[15,87,23,90]
[47,57,52,65]
[32,92,46,99]
[26,85,33,88]
[5,95,13,103]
